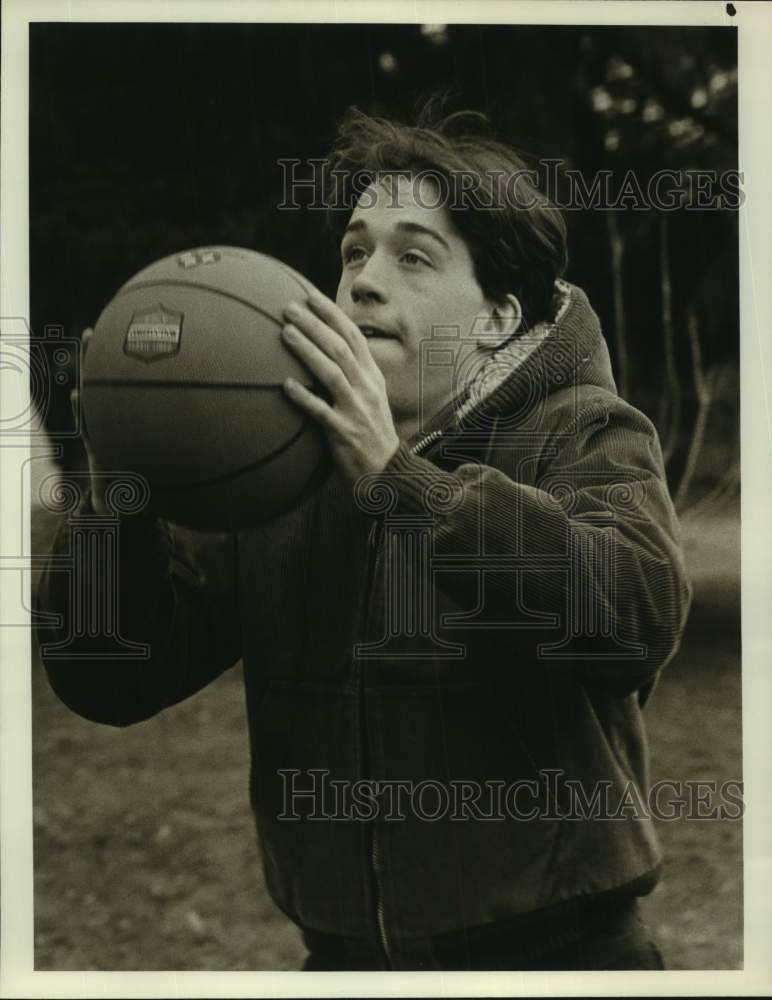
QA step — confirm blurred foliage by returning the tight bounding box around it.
[30,23,739,501]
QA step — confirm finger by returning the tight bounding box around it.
[70,387,93,450]
[289,293,373,369]
[282,302,364,386]
[281,323,356,404]
[283,376,340,432]
[306,289,374,362]
[79,328,93,384]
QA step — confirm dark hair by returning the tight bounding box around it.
[325,101,568,329]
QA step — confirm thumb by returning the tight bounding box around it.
[70,387,98,468]
[70,387,88,445]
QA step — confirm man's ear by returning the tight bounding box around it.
[475,293,523,350]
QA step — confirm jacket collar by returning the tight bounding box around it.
[408,281,616,453]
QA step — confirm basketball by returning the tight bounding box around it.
[81,246,331,531]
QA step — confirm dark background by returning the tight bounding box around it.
[29,22,742,971]
[30,22,739,503]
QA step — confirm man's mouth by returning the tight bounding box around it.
[358,325,399,341]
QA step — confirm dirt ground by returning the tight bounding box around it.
[30,502,742,971]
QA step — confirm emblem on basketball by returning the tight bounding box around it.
[123,306,183,362]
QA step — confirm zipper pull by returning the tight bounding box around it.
[411,428,443,457]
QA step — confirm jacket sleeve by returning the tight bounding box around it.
[34,494,242,727]
[369,397,692,693]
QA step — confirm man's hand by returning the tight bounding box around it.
[70,328,109,514]
[280,290,400,487]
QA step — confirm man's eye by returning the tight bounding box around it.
[343,246,366,264]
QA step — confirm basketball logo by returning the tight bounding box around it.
[124,305,183,362]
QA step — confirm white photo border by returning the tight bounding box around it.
[2,1,770,997]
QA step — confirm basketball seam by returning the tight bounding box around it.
[113,278,289,327]
[274,263,314,295]
[151,419,315,490]
[118,249,311,298]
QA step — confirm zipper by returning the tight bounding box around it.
[359,427,442,968]
[372,821,391,966]
[411,428,443,457]
[358,518,392,967]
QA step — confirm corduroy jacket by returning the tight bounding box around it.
[35,281,691,969]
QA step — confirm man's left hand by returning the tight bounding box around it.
[280,290,400,487]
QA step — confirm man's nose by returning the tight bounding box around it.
[349,255,388,304]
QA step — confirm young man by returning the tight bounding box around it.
[36,107,691,971]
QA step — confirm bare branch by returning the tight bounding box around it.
[605,210,629,400]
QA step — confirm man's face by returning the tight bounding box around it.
[335,174,496,436]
